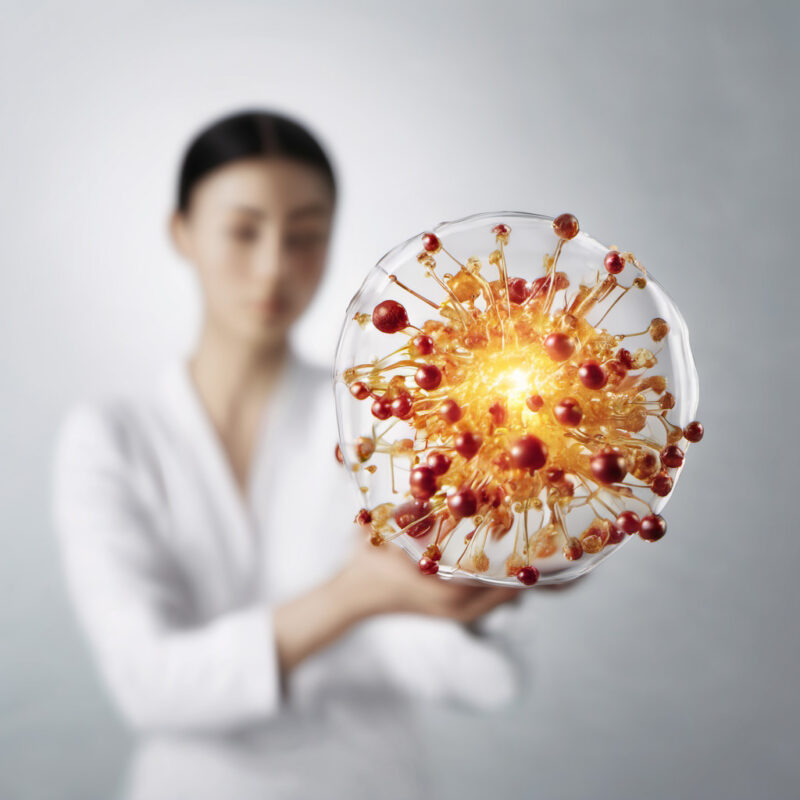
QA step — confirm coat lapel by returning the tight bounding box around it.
[157,351,297,601]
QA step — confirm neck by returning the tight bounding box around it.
[188,319,290,433]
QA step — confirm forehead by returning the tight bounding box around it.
[190,157,333,218]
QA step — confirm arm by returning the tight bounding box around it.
[52,405,282,734]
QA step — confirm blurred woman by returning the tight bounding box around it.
[52,109,531,799]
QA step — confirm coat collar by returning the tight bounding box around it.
[157,347,302,588]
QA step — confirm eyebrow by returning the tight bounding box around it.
[230,203,330,220]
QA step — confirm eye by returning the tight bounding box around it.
[229,225,260,243]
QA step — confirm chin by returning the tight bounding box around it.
[235,315,292,347]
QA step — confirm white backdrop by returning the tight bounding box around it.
[1,1,798,798]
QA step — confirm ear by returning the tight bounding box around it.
[169,211,192,260]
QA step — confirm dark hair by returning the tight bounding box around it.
[176,109,337,213]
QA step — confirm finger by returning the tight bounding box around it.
[461,587,519,619]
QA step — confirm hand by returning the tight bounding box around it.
[337,531,521,624]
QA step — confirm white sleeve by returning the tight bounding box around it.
[51,405,282,734]
[364,592,538,712]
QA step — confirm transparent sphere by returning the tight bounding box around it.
[333,211,701,586]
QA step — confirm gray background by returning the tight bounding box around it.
[1,1,798,798]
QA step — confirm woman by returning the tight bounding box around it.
[52,110,534,798]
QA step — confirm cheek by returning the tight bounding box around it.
[195,235,250,297]
[286,262,325,308]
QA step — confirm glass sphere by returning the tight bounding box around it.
[333,211,701,586]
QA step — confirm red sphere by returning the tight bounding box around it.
[510,434,548,471]
[439,398,463,423]
[563,537,583,561]
[455,431,482,459]
[578,359,608,390]
[426,451,451,476]
[350,381,370,400]
[390,393,413,419]
[516,565,540,585]
[553,213,579,240]
[412,334,434,355]
[545,467,564,483]
[684,421,704,443]
[530,273,569,299]
[394,500,434,538]
[607,524,626,544]
[447,487,478,519]
[421,232,441,253]
[554,397,583,427]
[371,395,392,420]
[651,471,673,497]
[489,401,507,426]
[590,448,627,484]
[660,444,685,468]
[415,364,442,391]
[617,348,634,369]
[492,223,510,237]
[507,277,530,304]
[543,332,575,362]
[418,556,439,575]
[639,514,667,542]
[604,250,626,274]
[615,510,641,535]
[410,466,438,499]
[372,300,409,334]
[525,394,544,412]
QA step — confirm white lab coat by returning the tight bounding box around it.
[52,346,536,799]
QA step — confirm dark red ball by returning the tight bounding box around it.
[394,500,434,538]
[590,449,627,484]
[390,393,413,419]
[516,565,540,585]
[578,360,608,390]
[660,444,685,468]
[418,556,439,574]
[510,434,548,471]
[543,332,575,362]
[415,364,442,391]
[615,510,641,535]
[489,401,507,426]
[604,250,625,274]
[455,432,482,459]
[409,466,438,499]
[439,398,463,422]
[421,232,441,253]
[525,394,544,412]
[507,277,530,304]
[683,421,704,443]
[447,487,478,519]
[371,395,392,420]
[639,514,667,542]
[607,524,626,544]
[554,397,583,427]
[412,334,434,355]
[651,471,673,497]
[553,213,579,240]
[350,381,370,400]
[372,300,409,334]
[426,451,451,476]
[617,348,634,369]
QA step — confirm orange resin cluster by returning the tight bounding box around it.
[338,214,703,586]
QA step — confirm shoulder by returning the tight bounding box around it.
[52,375,171,484]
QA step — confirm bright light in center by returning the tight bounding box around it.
[509,368,528,391]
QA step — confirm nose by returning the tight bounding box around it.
[252,228,283,280]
